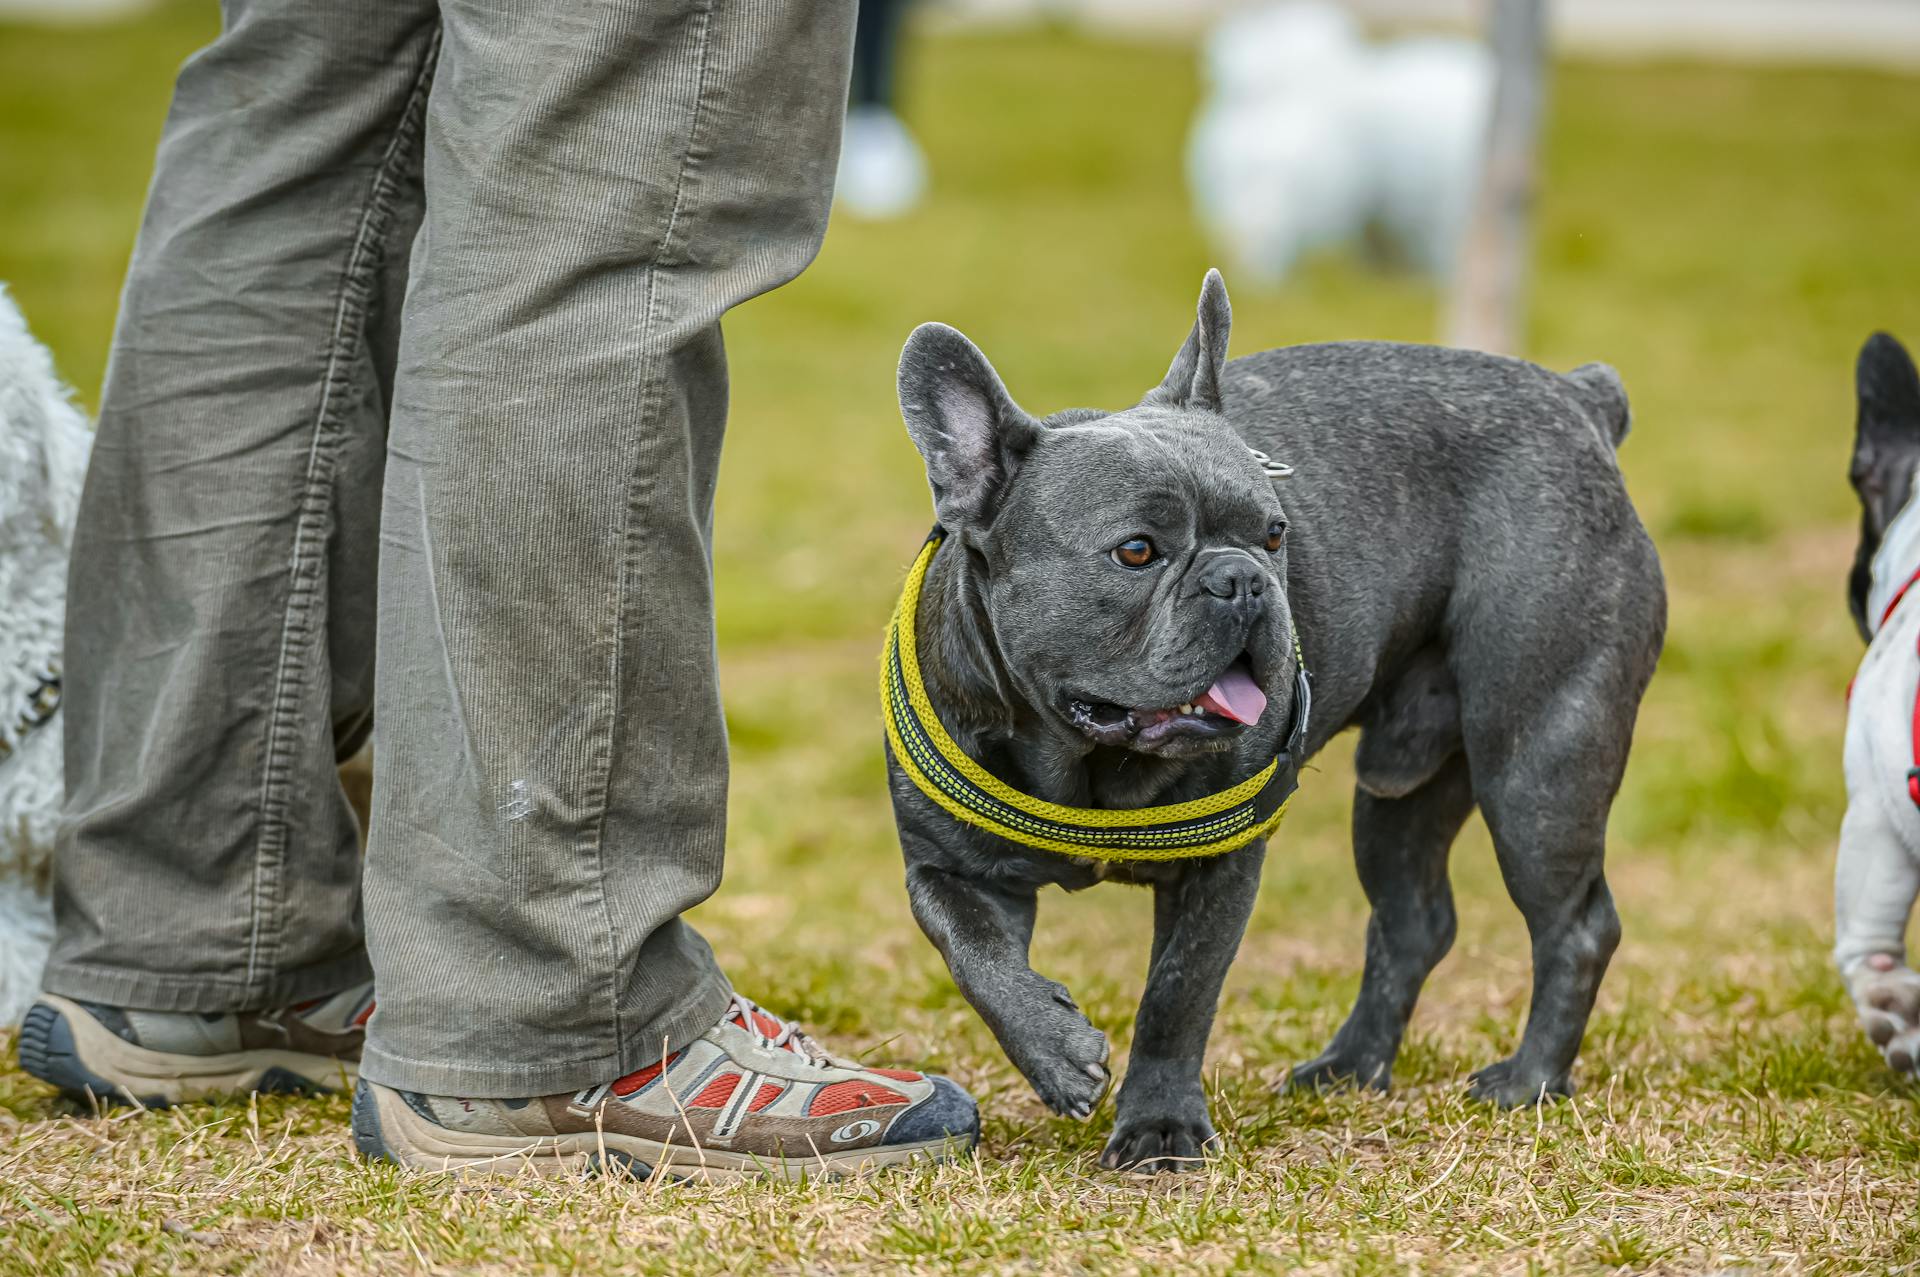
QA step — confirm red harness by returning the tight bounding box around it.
[1878,568,1920,806]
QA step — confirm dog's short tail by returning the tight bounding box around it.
[1564,362,1632,448]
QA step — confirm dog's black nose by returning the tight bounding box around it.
[1197,551,1265,605]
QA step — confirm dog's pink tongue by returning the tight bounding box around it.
[1197,665,1267,726]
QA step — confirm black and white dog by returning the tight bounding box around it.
[888,273,1666,1171]
[1836,331,1920,1077]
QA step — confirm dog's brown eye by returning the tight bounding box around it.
[1265,521,1287,553]
[1112,538,1156,569]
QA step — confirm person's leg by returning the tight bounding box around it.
[352,0,977,1177]
[839,0,926,219]
[362,0,850,1098]
[26,0,435,1099]
[852,0,910,110]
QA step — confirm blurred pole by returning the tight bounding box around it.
[1444,0,1548,355]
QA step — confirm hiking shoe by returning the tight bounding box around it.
[353,992,979,1180]
[19,984,371,1106]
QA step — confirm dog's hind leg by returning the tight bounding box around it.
[1289,752,1474,1094]
[1447,495,1661,1105]
[1459,652,1646,1106]
[1465,761,1621,1106]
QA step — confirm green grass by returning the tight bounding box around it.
[5,4,1920,1273]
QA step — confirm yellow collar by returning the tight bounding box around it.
[881,530,1309,862]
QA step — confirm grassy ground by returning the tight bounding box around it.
[5,4,1920,1273]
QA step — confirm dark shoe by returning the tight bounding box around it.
[19,984,371,1106]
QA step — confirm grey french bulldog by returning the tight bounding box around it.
[888,270,1666,1172]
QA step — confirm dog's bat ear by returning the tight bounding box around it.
[1849,331,1920,636]
[1853,332,1920,516]
[897,322,1040,529]
[1857,332,1920,449]
[1147,268,1232,413]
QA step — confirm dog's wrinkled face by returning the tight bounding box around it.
[898,271,1294,759]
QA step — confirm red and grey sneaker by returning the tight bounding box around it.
[19,983,372,1106]
[353,993,980,1180]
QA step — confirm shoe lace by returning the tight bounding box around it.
[727,992,830,1067]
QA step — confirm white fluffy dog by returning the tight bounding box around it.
[1187,2,1493,286]
[0,288,91,1025]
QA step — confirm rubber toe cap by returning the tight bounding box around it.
[351,1078,394,1163]
[884,1074,980,1150]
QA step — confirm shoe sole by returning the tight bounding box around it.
[19,995,359,1107]
[353,1080,971,1182]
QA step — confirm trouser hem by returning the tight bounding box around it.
[39,948,373,1015]
[357,967,734,1098]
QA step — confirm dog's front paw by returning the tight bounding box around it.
[1883,1027,1920,1077]
[1466,1057,1571,1107]
[1849,957,1920,1076]
[1099,1107,1217,1174]
[1009,983,1111,1118]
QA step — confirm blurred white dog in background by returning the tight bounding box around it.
[0,288,90,1024]
[1188,1,1493,287]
